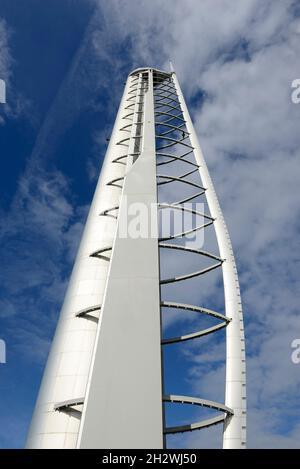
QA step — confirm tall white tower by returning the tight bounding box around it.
[26,68,246,449]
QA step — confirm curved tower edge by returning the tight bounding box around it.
[172,72,246,449]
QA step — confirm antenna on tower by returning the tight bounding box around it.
[169,60,174,73]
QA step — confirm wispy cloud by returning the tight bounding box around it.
[0,19,12,83]
[0,16,31,123]
[0,168,87,360]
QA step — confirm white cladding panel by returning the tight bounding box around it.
[26,74,138,449]
[78,70,163,449]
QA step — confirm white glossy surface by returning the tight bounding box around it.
[78,69,163,449]
[26,74,138,449]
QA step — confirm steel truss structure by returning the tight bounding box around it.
[26,68,246,449]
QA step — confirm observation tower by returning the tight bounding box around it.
[26,67,246,449]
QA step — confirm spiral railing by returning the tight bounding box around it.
[153,70,234,436]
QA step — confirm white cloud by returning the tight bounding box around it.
[0,168,86,363]
[0,16,31,122]
[0,19,12,81]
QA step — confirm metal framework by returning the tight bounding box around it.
[26,68,246,449]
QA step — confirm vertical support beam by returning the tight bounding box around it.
[127,74,143,167]
[77,70,164,449]
[172,73,246,449]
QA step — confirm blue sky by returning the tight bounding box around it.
[0,0,300,449]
